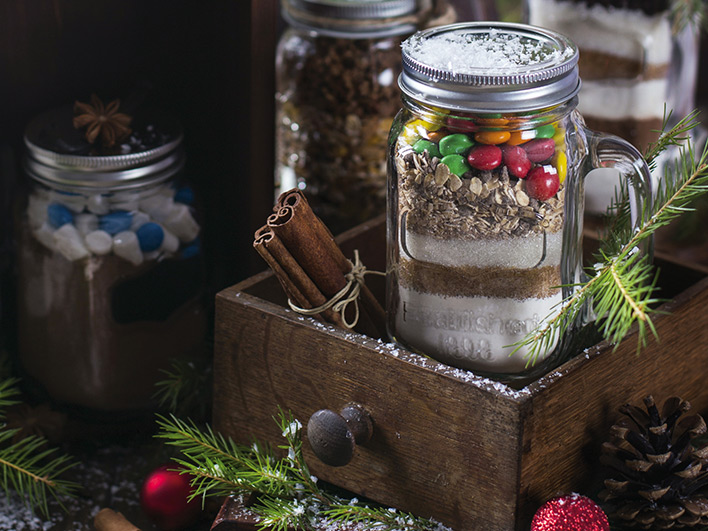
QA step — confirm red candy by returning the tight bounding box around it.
[524,138,556,163]
[501,145,531,179]
[467,144,502,171]
[525,165,560,201]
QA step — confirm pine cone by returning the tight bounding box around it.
[599,396,708,529]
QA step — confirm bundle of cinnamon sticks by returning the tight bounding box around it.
[253,189,386,339]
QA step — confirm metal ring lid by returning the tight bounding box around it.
[283,0,418,39]
[399,22,581,112]
[24,104,185,191]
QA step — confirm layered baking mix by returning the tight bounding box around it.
[392,116,567,373]
[529,0,672,151]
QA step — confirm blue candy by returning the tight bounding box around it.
[47,203,74,228]
[174,186,194,205]
[136,222,164,252]
[99,211,133,235]
[181,238,200,259]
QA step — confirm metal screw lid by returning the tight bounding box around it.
[399,22,581,112]
[282,0,418,39]
[24,104,185,191]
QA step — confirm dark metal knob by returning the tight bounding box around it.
[307,403,373,467]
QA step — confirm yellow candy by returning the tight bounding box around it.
[555,151,568,183]
[552,125,565,147]
[474,131,511,145]
[400,118,440,144]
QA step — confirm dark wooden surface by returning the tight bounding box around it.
[0,435,220,531]
[213,216,708,530]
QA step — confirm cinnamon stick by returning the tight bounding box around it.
[253,226,341,325]
[274,190,387,337]
[93,508,140,531]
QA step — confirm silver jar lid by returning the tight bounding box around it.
[399,22,580,112]
[282,0,418,39]
[24,105,184,191]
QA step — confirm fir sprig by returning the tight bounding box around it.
[517,111,708,366]
[153,355,213,419]
[0,379,79,517]
[156,411,452,530]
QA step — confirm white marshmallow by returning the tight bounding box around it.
[163,204,200,243]
[74,213,99,236]
[159,227,180,254]
[84,230,113,256]
[86,194,110,215]
[53,224,89,261]
[32,222,57,251]
[130,211,151,231]
[113,231,143,266]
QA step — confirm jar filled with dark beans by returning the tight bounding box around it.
[275,0,427,234]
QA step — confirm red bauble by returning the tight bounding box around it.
[531,494,609,531]
[140,464,202,530]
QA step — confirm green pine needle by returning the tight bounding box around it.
[155,411,452,530]
[516,110,708,366]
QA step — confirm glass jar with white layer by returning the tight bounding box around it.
[387,22,653,381]
[16,104,207,413]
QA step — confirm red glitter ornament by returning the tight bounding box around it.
[531,494,609,531]
[140,464,202,530]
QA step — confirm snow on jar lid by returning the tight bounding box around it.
[24,97,184,192]
[399,22,581,112]
[282,0,418,38]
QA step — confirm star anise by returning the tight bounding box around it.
[73,94,133,147]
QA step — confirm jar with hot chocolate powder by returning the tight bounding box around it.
[16,98,207,414]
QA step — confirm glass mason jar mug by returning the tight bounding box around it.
[16,105,207,413]
[387,22,652,380]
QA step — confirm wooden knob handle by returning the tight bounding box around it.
[307,403,373,467]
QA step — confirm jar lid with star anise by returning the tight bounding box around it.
[24,94,184,192]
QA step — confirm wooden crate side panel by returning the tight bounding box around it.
[519,278,708,525]
[214,290,524,530]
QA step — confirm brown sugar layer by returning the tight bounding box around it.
[399,257,562,300]
[579,50,669,81]
[582,116,663,153]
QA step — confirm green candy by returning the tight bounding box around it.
[439,133,474,157]
[412,139,441,159]
[441,154,470,177]
[535,124,556,139]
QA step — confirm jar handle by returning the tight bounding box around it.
[585,131,653,232]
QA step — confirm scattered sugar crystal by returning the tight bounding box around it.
[403,28,571,75]
[113,230,143,266]
[87,194,110,215]
[84,230,113,255]
[74,212,98,235]
[53,223,89,261]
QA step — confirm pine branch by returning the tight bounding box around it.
[0,428,79,517]
[155,412,452,530]
[516,112,708,365]
[153,355,212,419]
[671,0,707,33]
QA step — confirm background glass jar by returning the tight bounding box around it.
[387,23,652,381]
[16,105,207,413]
[275,0,421,235]
[528,0,704,213]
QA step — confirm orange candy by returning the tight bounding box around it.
[507,130,538,145]
[474,131,511,145]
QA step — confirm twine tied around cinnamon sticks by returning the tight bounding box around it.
[287,249,385,329]
[253,189,387,339]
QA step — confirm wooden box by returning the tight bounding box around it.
[213,215,708,530]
